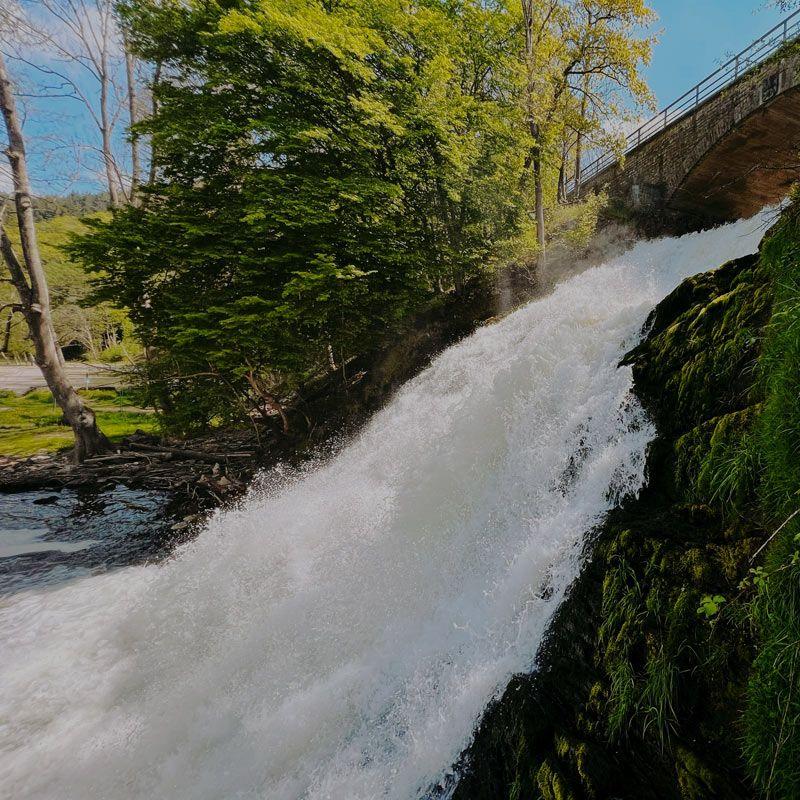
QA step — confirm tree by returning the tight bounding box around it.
[563,0,654,186]
[72,0,652,435]
[520,0,654,247]
[2,0,150,205]
[75,0,534,432]
[0,51,110,461]
[121,24,143,199]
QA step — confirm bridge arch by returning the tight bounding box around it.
[668,72,800,224]
[576,12,800,232]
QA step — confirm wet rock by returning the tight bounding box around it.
[32,495,60,505]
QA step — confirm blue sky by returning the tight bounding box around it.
[645,1,788,107]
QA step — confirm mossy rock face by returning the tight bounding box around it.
[452,249,774,799]
[626,253,771,438]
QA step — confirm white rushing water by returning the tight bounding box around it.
[0,212,771,800]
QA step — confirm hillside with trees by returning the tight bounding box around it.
[0,212,136,362]
[32,193,110,221]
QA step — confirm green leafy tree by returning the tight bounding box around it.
[521,0,655,242]
[75,0,534,432]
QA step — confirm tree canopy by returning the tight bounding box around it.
[74,0,653,432]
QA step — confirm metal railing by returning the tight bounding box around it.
[572,7,800,192]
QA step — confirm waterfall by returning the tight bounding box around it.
[0,211,772,799]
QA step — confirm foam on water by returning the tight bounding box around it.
[0,211,772,799]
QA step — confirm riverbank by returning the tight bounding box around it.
[0,280,499,505]
[0,429,256,497]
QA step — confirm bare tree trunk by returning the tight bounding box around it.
[0,303,19,352]
[522,0,545,250]
[533,148,545,249]
[574,87,588,195]
[557,139,567,204]
[99,56,122,208]
[148,60,162,186]
[4,0,128,206]
[123,28,141,201]
[0,53,111,462]
[2,312,12,352]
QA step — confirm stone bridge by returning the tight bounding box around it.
[576,12,800,231]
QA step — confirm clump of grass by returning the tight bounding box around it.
[698,422,762,515]
[600,559,690,749]
[743,528,800,800]
[0,387,157,457]
[639,641,682,746]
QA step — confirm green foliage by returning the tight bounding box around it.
[76,0,535,431]
[742,527,800,800]
[520,0,654,193]
[739,200,800,800]
[548,193,609,251]
[753,206,800,515]
[0,388,157,456]
[697,594,726,619]
[0,213,136,361]
[76,0,652,433]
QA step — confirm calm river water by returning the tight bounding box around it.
[0,486,185,596]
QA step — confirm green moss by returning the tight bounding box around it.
[584,243,779,780]
[535,759,575,800]
[628,253,770,437]
[672,405,764,512]
[675,745,724,800]
[640,202,800,798]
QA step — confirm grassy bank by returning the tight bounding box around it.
[738,204,800,798]
[0,388,157,457]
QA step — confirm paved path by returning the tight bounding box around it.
[0,364,123,394]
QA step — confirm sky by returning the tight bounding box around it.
[645,1,789,107]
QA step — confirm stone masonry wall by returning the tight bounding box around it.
[581,48,800,230]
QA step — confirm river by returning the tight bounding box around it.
[0,210,772,799]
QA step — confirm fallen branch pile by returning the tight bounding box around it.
[0,430,264,500]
